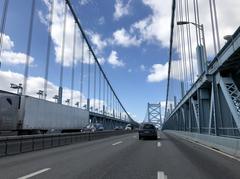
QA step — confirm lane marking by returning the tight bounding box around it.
[17,168,51,179]
[157,171,167,179]
[182,137,240,162]
[112,141,123,146]
[157,142,162,147]
[133,135,137,138]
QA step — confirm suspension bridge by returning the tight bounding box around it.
[0,0,240,179]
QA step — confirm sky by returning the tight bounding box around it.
[0,0,239,122]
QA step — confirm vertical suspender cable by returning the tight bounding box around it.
[87,50,91,109]
[106,84,109,115]
[212,0,220,51]
[71,22,77,106]
[103,77,105,114]
[186,0,194,83]
[179,0,187,93]
[66,0,133,122]
[180,0,188,92]
[209,0,217,55]
[93,61,96,111]
[44,0,54,99]
[195,0,201,45]
[58,2,67,104]
[98,68,101,113]
[184,0,194,84]
[0,0,9,67]
[165,0,176,120]
[23,0,35,95]
[193,0,200,45]
[80,35,84,107]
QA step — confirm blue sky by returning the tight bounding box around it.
[0,0,239,122]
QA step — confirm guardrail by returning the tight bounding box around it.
[0,130,135,157]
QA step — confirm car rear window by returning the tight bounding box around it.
[143,124,155,129]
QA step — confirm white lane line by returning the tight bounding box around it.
[112,141,123,146]
[157,142,162,147]
[157,171,167,179]
[182,137,240,162]
[133,135,137,138]
[17,168,51,179]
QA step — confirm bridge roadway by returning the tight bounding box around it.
[0,132,240,179]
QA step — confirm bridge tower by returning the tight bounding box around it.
[147,103,162,128]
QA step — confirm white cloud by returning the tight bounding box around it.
[147,63,168,82]
[0,70,115,109]
[134,0,240,55]
[79,0,91,5]
[108,50,125,67]
[0,33,34,65]
[112,28,141,47]
[0,70,126,115]
[97,57,105,64]
[40,0,100,66]
[114,0,132,20]
[1,34,14,50]
[38,10,48,26]
[147,58,198,83]
[88,31,107,53]
[98,16,105,25]
[1,51,34,65]
[130,0,172,48]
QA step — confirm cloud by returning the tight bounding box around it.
[112,28,141,47]
[0,33,34,65]
[128,69,132,73]
[130,0,172,48]
[135,0,240,55]
[96,57,105,64]
[0,70,117,110]
[1,51,34,65]
[1,33,14,50]
[0,70,129,118]
[113,0,132,20]
[88,31,107,53]
[147,58,198,83]
[98,16,105,25]
[79,0,91,5]
[147,63,168,82]
[108,50,125,67]
[40,0,103,66]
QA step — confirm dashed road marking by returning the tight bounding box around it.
[17,168,51,179]
[157,142,162,147]
[112,141,123,146]
[157,171,167,179]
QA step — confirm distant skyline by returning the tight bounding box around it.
[0,0,239,122]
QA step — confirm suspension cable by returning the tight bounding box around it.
[23,0,35,95]
[80,35,84,107]
[71,22,77,106]
[0,0,9,67]
[44,0,54,99]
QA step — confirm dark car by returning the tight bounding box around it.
[114,126,123,130]
[138,123,158,140]
[82,123,104,132]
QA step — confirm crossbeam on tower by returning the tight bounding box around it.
[147,103,162,128]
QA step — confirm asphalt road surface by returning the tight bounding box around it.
[0,132,240,179]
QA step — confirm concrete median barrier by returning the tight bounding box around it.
[0,130,135,157]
